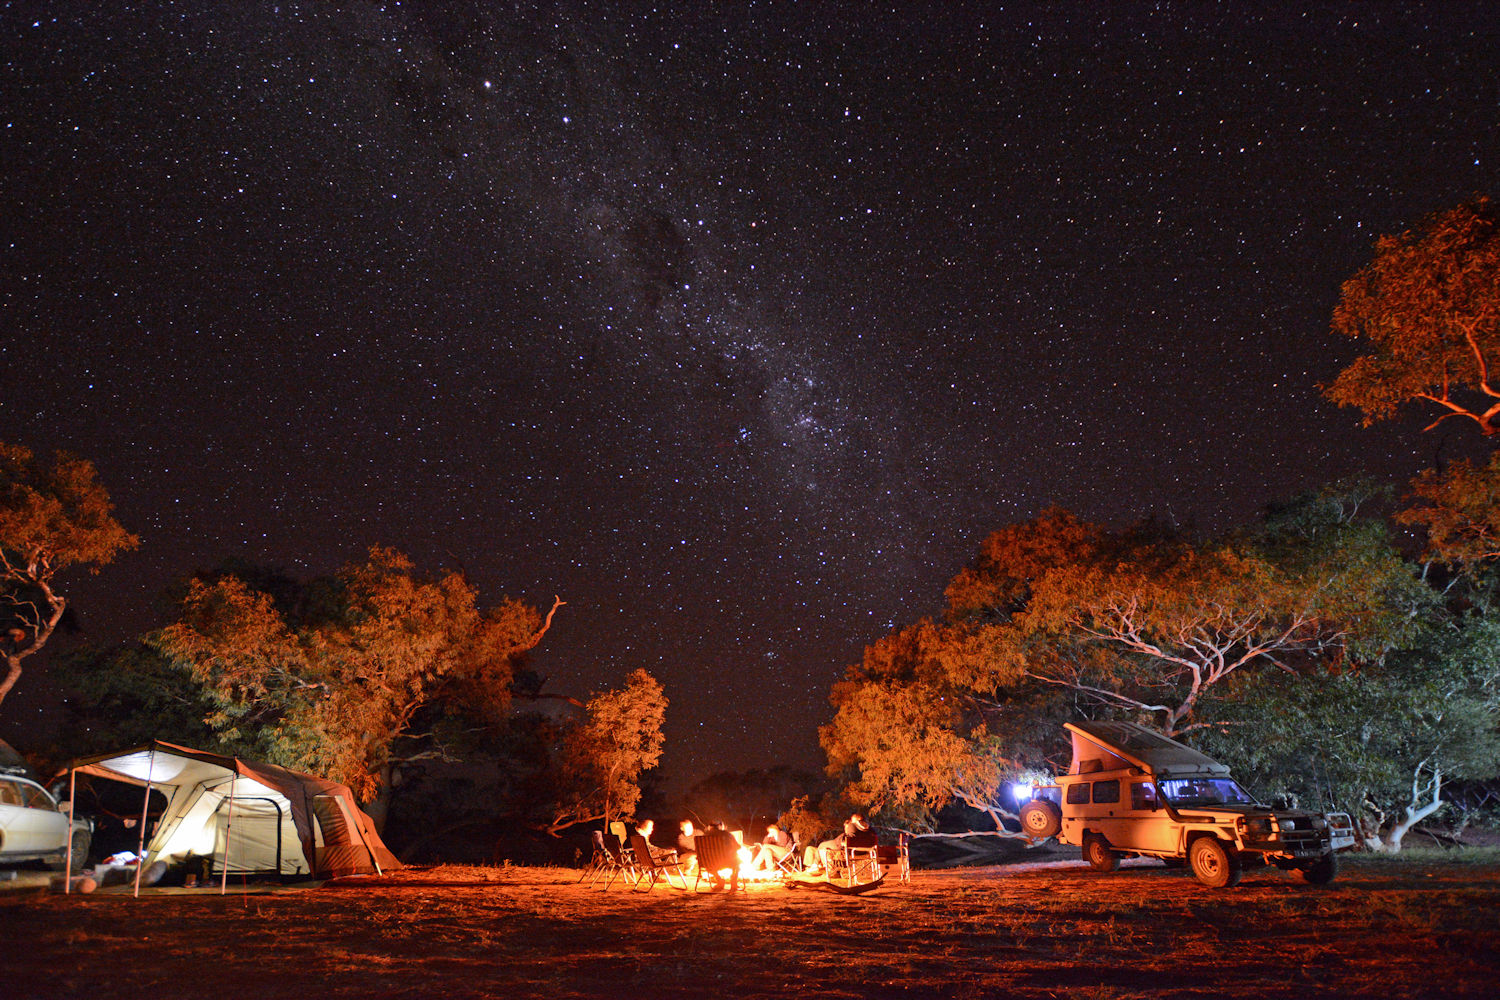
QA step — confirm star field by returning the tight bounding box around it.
[3,2,1498,787]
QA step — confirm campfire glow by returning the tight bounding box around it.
[735,846,780,882]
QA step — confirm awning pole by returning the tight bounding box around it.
[220,770,237,895]
[132,747,157,898]
[366,802,384,876]
[64,768,78,893]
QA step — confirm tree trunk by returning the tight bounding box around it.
[1385,795,1446,852]
[0,653,21,709]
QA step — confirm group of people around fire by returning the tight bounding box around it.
[629,812,868,878]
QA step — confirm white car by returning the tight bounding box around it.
[0,772,92,870]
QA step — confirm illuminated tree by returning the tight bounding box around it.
[819,604,1079,841]
[822,494,1426,838]
[1396,452,1500,574]
[1325,197,1500,434]
[949,496,1424,738]
[542,668,667,835]
[157,547,562,824]
[0,443,137,712]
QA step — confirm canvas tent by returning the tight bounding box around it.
[69,741,400,882]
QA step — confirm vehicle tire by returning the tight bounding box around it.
[48,830,91,872]
[1300,852,1338,885]
[1019,799,1062,840]
[1188,836,1242,888]
[1083,834,1119,873]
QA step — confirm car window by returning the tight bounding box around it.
[1065,783,1090,805]
[0,778,21,806]
[1130,781,1157,810]
[20,781,54,809]
[1161,778,1257,806]
[1091,780,1120,804]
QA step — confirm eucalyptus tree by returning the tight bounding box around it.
[157,547,563,826]
[0,443,137,712]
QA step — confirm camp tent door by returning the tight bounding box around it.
[312,794,371,877]
[213,796,303,875]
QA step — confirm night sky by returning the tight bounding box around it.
[3,2,1497,789]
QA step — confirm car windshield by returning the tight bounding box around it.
[1160,778,1257,807]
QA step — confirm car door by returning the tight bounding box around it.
[0,777,67,854]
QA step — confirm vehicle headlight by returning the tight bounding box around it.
[1237,816,1272,836]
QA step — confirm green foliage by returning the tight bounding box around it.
[820,616,1072,832]
[1325,197,1500,434]
[55,640,230,756]
[0,443,138,573]
[778,793,847,846]
[1199,616,1500,836]
[951,492,1424,736]
[680,766,823,833]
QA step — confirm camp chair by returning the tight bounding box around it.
[628,833,688,891]
[609,821,638,864]
[843,829,881,885]
[692,828,743,892]
[875,832,910,883]
[596,832,638,889]
[775,834,805,877]
[579,829,609,884]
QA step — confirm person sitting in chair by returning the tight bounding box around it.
[751,823,794,871]
[676,819,700,872]
[635,819,672,862]
[805,812,867,872]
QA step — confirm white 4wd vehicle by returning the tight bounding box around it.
[1020,721,1354,888]
[0,770,92,871]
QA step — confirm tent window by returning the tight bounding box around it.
[312,795,352,846]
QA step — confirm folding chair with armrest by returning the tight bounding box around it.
[692,829,744,891]
[775,835,805,877]
[628,833,689,891]
[579,829,609,884]
[875,832,910,883]
[595,832,638,889]
[843,829,881,885]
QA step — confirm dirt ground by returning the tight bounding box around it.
[4,852,1498,999]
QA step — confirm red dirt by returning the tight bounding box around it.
[4,854,1498,999]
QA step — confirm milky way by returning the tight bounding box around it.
[3,2,1497,786]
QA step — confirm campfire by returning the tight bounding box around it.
[735,845,781,882]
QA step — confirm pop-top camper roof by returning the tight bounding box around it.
[1064,721,1231,780]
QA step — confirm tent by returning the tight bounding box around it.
[69,741,401,883]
